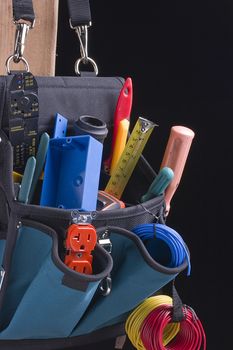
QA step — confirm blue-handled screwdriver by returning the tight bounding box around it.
[141,167,174,202]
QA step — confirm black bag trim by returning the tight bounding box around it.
[94,196,164,221]
[11,194,164,230]
[0,322,126,350]
[0,188,10,239]
[0,211,19,311]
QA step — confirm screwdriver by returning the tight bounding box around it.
[160,126,195,215]
[141,167,174,202]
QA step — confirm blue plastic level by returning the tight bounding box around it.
[40,135,103,211]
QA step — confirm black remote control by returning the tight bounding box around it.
[8,72,39,172]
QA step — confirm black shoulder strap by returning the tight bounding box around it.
[12,0,92,27]
[13,0,35,26]
[67,0,92,27]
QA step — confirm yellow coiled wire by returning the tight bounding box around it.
[125,295,180,350]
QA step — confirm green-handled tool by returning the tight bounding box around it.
[141,167,174,202]
[18,157,36,204]
[28,132,50,203]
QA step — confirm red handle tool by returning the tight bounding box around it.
[104,77,133,173]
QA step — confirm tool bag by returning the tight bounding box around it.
[0,1,189,349]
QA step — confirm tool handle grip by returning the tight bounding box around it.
[141,167,174,202]
[104,78,132,173]
[160,126,195,213]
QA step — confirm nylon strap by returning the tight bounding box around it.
[68,0,92,27]
[12,0,92,27]
[172,281,185,322]
[13,0,35,25]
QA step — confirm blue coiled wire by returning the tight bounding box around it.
[132,223,191,275]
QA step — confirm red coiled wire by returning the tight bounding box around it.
[140,304,206,350]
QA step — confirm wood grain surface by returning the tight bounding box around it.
[0,0,59,76]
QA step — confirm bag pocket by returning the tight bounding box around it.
[70,225,188,337]
[0,220,112,340]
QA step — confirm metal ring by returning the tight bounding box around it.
[75,56,98,76]
[99,276,112,296]
[6,55,30,75]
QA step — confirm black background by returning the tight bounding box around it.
[56,1,232,349]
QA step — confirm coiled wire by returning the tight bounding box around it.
[125,296,206,350]
[132,223,191,275]
[125,295,180,350]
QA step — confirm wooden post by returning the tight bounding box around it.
[0,0,59,76]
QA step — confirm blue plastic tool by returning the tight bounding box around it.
[18,157,36,204]
[141,167,174,202]
[28,132,50,203]
[53,113,68,138]
[40,135,103,211]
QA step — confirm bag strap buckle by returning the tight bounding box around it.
[98,230,112,254]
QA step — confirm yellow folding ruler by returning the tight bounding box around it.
[105,117,157,199]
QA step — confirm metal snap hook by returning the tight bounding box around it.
[13,23,30,62]
[70,22,99,76]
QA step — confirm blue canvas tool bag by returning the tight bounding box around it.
[0,1,189,349]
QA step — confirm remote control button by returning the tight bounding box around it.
[20,96,30,106]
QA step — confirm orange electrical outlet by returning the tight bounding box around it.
[65,224,97,252]
[65,254,93,274]
[64,224,97,275]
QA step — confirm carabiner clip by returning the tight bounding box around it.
[6,21,33,74]
[13,23,30,63]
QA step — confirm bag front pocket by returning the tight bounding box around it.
[71,225,188,337]
[0,220,112,340]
